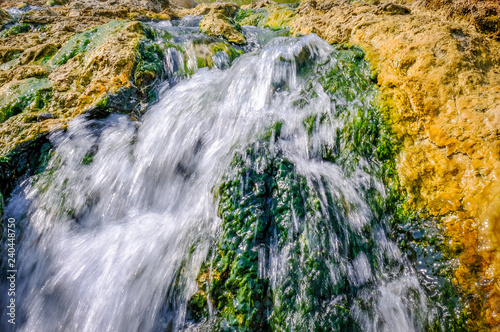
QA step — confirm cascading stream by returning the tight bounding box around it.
[1,27,436,331]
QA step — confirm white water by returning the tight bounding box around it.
[1,32,434,331]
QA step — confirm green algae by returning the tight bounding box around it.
[235,5,295,31]
[0,137,52,200]
[234,8,255,22]
[135,41,165,101]
[82,152,94,165]
[210,42,243,62]
[186,46,387,331]
[0,23,31,38]
[48,20,131,69]
[164,38,243,76]
[237,10,266,27]
[0,78,52,123]
[191,142,377,331]
[391,206,472,331]
[95,95,109,110]
[318,46,472,330]
[135,25,172,98]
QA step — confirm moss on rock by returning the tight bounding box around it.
[200,10,247,45]
[185,45,466,331]
[237,4,295,31]
[0,77,52,123]
[0,23,31,38]
[0,19,170,158]
[48,20,131,68]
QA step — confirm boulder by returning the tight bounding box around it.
[197,3,246,45]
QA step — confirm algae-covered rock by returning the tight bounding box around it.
[197,2,246,44]
[48,20,143,111]
[236,4,295,30]
[0,135,52,205]
[0,23,33,39]
[68,0,172,12]
[0,77,52,123]
[200,11,246,44]
[0,19,171,157]
[48,20,132,69]
[168,37,243,75]
[19,43,58,65]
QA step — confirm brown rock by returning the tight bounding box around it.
[375,2,410,15]
[241,0,276,10]
[170,0,197,9]
[194,2,245,45]
[199,10,246,45]
[68,0,171,12]
[191,2,239,17]
[19,43,59,65]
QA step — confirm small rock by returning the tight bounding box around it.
[375,2,411,15]
[37,113,55,121]
[68,10,81,17]
[473,104,488,113]
[19,43,59,65]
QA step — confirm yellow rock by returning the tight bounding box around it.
[0,20,148,157]
[191,2,239,17]
[289,0,500,328]
[198,3,246,45]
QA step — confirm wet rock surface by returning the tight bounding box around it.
[200,10,246,44]
[0,20,143,157]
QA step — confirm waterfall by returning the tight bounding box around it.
[1,26,435,332]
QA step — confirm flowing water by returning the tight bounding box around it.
[1,20,442,332]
